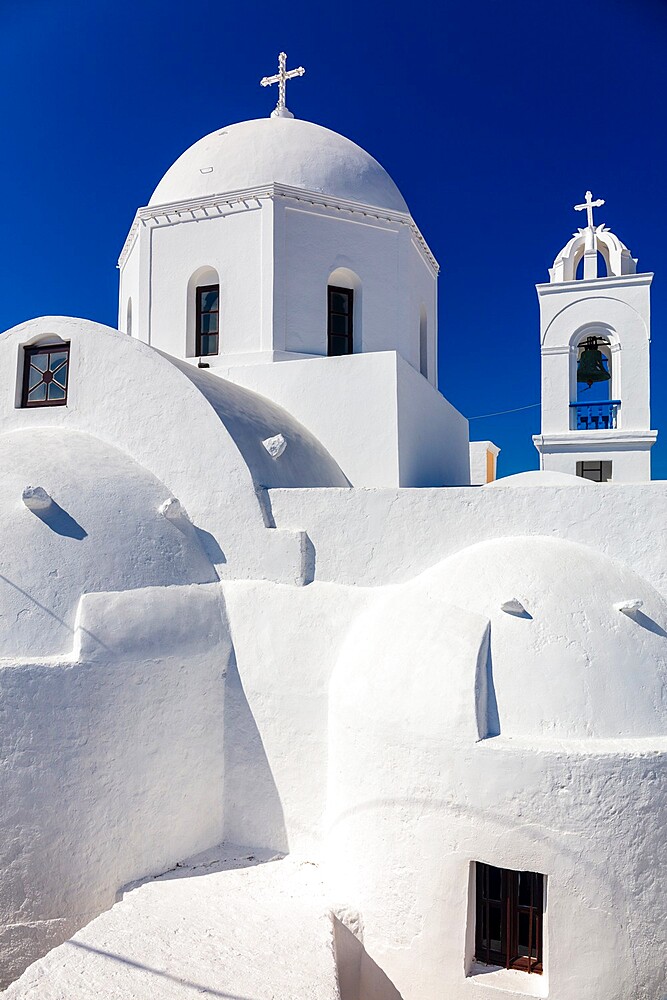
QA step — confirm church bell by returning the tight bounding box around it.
[577,337,611,387]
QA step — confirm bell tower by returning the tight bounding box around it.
[532,192,657,482]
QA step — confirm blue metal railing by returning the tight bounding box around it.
[569,400,621,430]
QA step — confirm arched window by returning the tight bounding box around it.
[126,298,133,337]
[196,285,219,357]
[187,266,220,358]
[419,305,428,377]
[327,267,361,357]
[327,286,353,356]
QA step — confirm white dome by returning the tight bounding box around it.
[0,428,217,658]
[149,117,409,213]
[486,470,595,488]
[333,536,667,741]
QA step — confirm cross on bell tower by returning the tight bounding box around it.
[260,52,306,119]
[574,190,605,231]
[574,190,606,279]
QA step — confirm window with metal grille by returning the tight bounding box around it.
[327,286,353,356]
[21,344,70,407]
[196,285,219,357]
[475,863,544,975]
[576,460,612,483]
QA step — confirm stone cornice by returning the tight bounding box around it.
[536,272,654,295]
[117,182,439,274]
[533,430,658,450]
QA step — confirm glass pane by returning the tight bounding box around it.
[200,313,218,334]
[48,382,65,400]
[330,314,348,336]
[30,352,48,372]
[28,366,43,389]
[200,334,218,357]
[517,872,532,906]
[328,335,350,357]
[49,352,68,370]
[489,905,502,953]
[517,912,530,956]
[487,866,502,901]
[331,291,349,314]
[52,363,68,389]
[29,383,47,401]
[200,289,219,312]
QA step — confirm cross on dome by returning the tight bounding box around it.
[574,190,605,230]
[260,52,305,119]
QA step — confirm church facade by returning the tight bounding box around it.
[0,55,665,1000]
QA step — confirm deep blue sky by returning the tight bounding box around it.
[1,0,666,476]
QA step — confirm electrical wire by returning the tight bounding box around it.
[468,402,540,420]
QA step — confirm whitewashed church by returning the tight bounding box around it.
[0,54,665,1000]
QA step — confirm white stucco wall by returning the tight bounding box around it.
[327,537,667,1000]
[148,206,266,358]
[217,352,468,487]
[267,482,667,593]
[0,583,231,988]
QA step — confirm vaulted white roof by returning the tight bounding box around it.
[148,117,409,213]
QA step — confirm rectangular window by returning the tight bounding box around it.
[327,286,353,356]
[475,863,544,974]
[21,344,70,407]
[576,460,612,483]
[196,284,219,357]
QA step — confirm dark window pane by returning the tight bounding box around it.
[517,912,530,955]
[330,291,350,314]
[200,313,219,334]
[517,872,533,906]
[50,352,68,369]
[200,289,219,312]
[200,334,218,357]
[52,363,68,389]
[48,382,65,400]
[28,366,43,389]
[328,335,350,357]
[488,866,502,901]
[31,353,48,373]
[29,383,47,401]
[489,906,502,953]
[330,314,348,336]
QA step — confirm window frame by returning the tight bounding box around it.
[475,863,544,975]
[195,283,220,358]
[21,343,71,408]
[576,460,612,483]
[327,285,354,357]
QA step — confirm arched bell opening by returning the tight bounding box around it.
[576,335,612,401]
[574,249,609,280]
[569,327,620,431]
